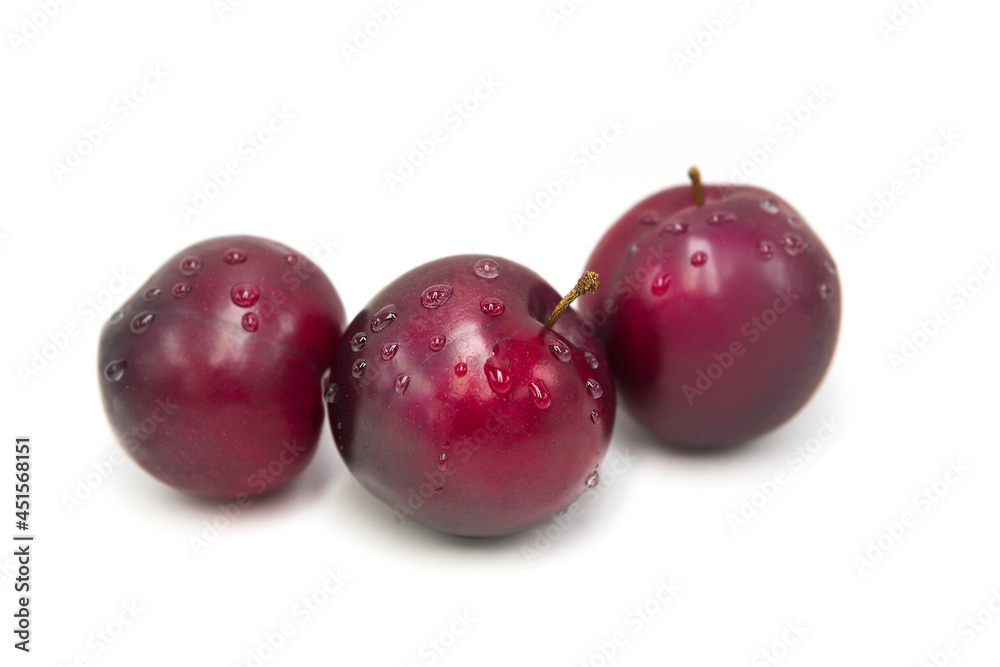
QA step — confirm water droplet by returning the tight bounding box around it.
[584,351,599,369]
[437,452,450,471]
[241,312,259,332]
[549,340,572,363]
[651,273,672,296]
[484,357,513,394]
[172,283,192,298]
[626,242,641,258]
[370,304,398,332]
[285,254,299,264]
[528,379,551,409]
[824,259,837,274]
[231,283,260,308]
[480,297,505,317]
[455,363,468,376]
[586,378,603,399]
[104,359,127,382]
[420,284,454,309]
[394,373,410,395]
[708,211,737,225]
[781,233,805,256]
[473,258,500,279]
[660,221,689,236]
[109,310,124,324]
[324,383,339,404]
[350,333,367,352]
[223,248,247,264]
[637,210,660,225]
[352,359,367,378]
[434,486,443,494]
[819,283,834,299]
[760,198,780,214]
[143,287,161,301]
[787,215,802,229]
[429,334,446,351]
[380,343,399,361]
[585,470,600,488]
[757,240,775,260]
[690,251,709,267]
[179,256,202,276]
[590,410,601,425]
[130,311,155,334]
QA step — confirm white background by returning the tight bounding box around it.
[2,0,999,665]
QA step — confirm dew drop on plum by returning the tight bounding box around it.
[381,342,399,361]
[241,312,259,332]
[586,378,603,399]
[394,373,410,395]
[109,310,124,324]
[760,198,780,214]
[143,287,161,301]
[660,222,689,236]
[484,357,513,394]
[351,333,367,352]
[437,453,450,471]
[454,362,467,376]
[819,283,834,299]
[473,258,500,279]
[352,359,367,378]
[480,297,505,317]
[371,305,398,332]
[626,242,641,258]
[172,283,192,298]
[421,284,454,309]
[638,210,660,225]
[130,311,155,334]
[223,249,247,264]
[781,234,805,256]
[549,340,572,363]
[757,240,776,261]
[585,470,600,488]
[528,379,551,409]
[690,251,708,267]
[590,410,601,424]
[825,259,837,274]
[231,283,260,308]
[179,256,203,276]
[584,352,599,369]
[104,359,127,382]
[324,383,340,404]
[708,211,737,225]
[429,334,446,351]
[787,215,802,229]
[651,273,672,296]
[285,254,299,264]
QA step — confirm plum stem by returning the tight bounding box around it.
[545,272,599,328]
[688,166,705,206]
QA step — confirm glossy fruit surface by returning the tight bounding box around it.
[326,255,615,537]
[98,236,345,497]
[579,176,840,448]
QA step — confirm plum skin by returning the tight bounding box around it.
[325,255,616,537]
[578,183,841,448]
[98,236,345,497]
